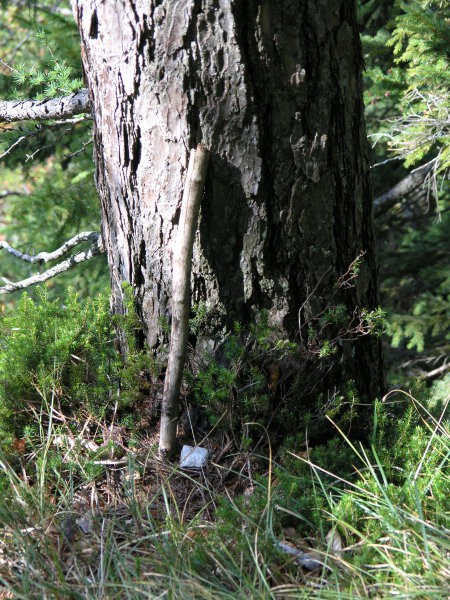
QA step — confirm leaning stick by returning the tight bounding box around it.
[159,144,210,459]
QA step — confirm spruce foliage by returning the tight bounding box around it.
[0,1,107,304]
[362,0,450,378]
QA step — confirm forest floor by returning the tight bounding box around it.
[0,391,449,599]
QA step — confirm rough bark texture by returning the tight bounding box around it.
[72,0,384,420]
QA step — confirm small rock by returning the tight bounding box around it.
[76,513,93,534]
[277,540,325,571]
[180,445,208,469]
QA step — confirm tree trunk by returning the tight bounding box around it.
[71,0,384,432]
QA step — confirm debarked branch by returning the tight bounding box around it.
[0,231,104,294]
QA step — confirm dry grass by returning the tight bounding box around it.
[0,395,449,599]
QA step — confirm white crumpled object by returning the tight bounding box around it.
[180,445,209,468]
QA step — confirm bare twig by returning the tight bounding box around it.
[0,231,101,263]
[24,127,74,162]
[0,116,90,160]
[159,144,210,459]
[0,31,32,66]
[65,136,93,159]
[0,232,104,294]
[0,189,29,199]
[0,129,38,160]
[423,361,450,381]
[374,162,435,217]
[0,88,90,123]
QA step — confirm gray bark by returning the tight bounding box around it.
[71,0,384,423]
[0,89,90,122]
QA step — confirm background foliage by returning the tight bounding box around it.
[361,0,450,381]
[0,0,108,308]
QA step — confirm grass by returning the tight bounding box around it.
[0,389,448,599]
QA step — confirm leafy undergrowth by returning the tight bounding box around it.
[0,389,448,599]
[0,288,448,597]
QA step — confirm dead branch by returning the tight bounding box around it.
[0,116,90,160]
[0,190,29,199]
[0,88,90,123]
[0,231,101,264]
[0,232,104,294]
[374,162,434,218]
[423,361,450,382]
[159,144,210,459]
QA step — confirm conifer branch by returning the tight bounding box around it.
[0,88,90,123]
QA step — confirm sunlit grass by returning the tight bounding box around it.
[0,392,448,598]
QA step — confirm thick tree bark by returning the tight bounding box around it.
[71,0,384,430]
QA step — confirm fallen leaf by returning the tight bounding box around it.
[11,438,26,455]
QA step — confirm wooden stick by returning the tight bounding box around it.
[159,144,210,459]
